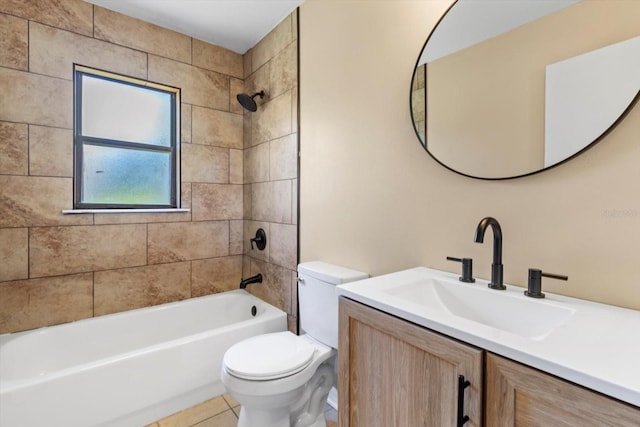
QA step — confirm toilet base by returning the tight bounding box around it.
[237,407,290,427]
[230,361,334,427]
[304,413,328,427]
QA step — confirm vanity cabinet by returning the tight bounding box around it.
[486,353,640,426]
[338,297,640,427]
[338,297,483,427]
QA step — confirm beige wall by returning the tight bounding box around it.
[0,1,298,334]
[241,11,299,331]
[299,0,640,310]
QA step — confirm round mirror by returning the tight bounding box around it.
[411,0,640,179]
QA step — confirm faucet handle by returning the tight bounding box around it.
[250,228,267,251]
[447,256,475,283]
[525,268,568,298]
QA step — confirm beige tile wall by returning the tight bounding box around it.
[0,0,273,334]
[241,11,299,331]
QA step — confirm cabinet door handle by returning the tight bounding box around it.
[457,374,471,426]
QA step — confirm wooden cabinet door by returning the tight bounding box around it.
[338,297,483,427]
[485,353,640,426]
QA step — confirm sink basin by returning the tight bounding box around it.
[384,276,575,340]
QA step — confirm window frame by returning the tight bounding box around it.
[73,64,181,210]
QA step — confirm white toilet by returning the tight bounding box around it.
[221,261,368,427]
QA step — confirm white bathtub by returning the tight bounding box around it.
[0,290,287,427]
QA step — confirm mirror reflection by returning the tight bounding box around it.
[411,0,640,179]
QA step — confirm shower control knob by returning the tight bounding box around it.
[250,228,267,251]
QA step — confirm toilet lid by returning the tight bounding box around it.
[224,332,316,380]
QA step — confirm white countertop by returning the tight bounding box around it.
[336,267,640,407]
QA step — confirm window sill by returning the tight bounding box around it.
[62,208,190,214]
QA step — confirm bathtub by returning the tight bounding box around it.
[0,290,287,427]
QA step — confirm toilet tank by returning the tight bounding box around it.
[297,262,368,349]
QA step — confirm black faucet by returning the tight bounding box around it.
[239,273,263,289]
[473,217,505,290]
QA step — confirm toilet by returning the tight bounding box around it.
[221,261,368,427]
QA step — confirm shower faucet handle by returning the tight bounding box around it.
[250,228,267,251]
[447,256,475,283]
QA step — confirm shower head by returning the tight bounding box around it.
[236,91,265,112]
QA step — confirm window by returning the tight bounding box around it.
[73,65,180,209]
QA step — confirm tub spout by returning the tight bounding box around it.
[239,273,263,289]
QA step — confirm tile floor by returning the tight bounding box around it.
[146,394,338,427]
[145,394,239,427]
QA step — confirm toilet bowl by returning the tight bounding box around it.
[222,332,335,427]
[221,262,368,427]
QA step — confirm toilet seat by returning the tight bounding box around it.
[223,332,316,380]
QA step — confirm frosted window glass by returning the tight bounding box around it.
[82,76,172,147]
[82,144,171,205]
